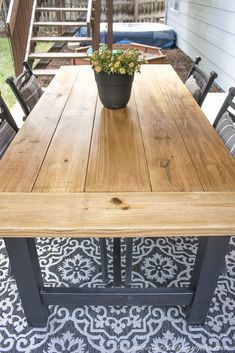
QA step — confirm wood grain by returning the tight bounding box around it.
[153,65,235,191]
[134,68,203,191]
[0,65,235,240]
[0,192,234,238]
[0,66,80,192]
[85,95,151,192]
[33,67,97,192]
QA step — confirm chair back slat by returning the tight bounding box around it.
[6,61,43,120]
[185,57,218,106]
[0,121,16,159]
[213,88,235,128]
[0,94,19,132]
[0,94,18,159]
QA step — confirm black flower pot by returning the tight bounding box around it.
[94,71,134,109]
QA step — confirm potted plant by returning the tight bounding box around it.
[90,45,146,109]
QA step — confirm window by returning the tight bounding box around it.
[170,0,180,11]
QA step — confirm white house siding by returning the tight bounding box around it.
[166,0,235,91]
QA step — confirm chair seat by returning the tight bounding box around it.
[202,93,228,125]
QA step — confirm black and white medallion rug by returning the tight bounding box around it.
[0,236,235,353]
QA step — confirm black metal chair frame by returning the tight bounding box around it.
[6,61,35,120]
[0,93,19,133]
[213,87,235,128]
[186,56,218,107]
[211,87,235,276]
[186,56,202,79]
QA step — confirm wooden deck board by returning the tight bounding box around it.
[29,52,88,59]
[31,36,92,42]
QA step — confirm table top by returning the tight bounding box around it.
[0,65,235,237]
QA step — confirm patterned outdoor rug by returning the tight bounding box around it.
[0,236,235,353]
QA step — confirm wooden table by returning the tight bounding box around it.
[0,65,235,327]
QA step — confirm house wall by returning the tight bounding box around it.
[166,0,235,91]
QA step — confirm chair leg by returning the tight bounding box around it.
[125,238,133,287]
[99,238,109,285]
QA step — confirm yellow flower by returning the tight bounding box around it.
[119,68,126,75]
[92,61,98,67]
[129,62,134,68]
[110,67,115,73]
[95,66,102,73]
[114,61,120,68]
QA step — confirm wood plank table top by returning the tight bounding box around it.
[0,65,235,237]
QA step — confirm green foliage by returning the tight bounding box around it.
[0,39,52,108]
[90,45,147,76]
[0,37,15,107]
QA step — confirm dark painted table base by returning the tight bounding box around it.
[4,236,230,327]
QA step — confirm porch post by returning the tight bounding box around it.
[107,0,113,49]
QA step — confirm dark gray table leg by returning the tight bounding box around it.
[113,238,121,287]
[125,238,133,287]
[220,259,228,276]
[4,238,49,327]
[190,237,208,288]
[187,236,230,324]
[99,238,109,284]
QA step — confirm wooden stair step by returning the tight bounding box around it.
[33,21,87,27]
[31,36,92,42]
[29,52,89,59]
[33,69,58,76]
[36,7,88,12]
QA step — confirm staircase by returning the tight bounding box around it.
[25,0,96,77]
[6,0,111,78]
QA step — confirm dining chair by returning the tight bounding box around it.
[0,92,19,278]
[185,56,218,106]
[0,92,19,159]
[211,87,235,276]
[213,87,235,159]
[6,61,43,121]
